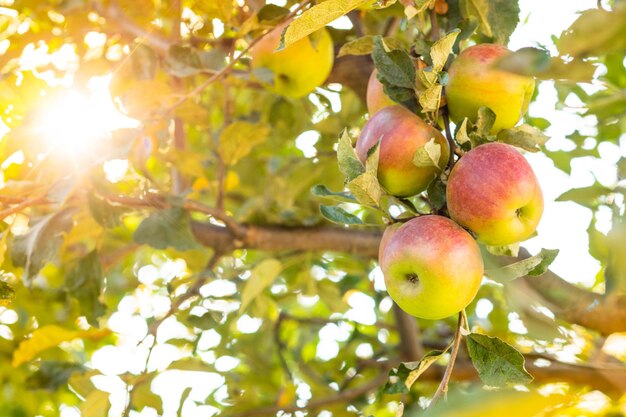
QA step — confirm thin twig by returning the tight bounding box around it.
[0,196,48,222]
[428,311,464,408]
[274,312,294,381]
[441,105,457,169]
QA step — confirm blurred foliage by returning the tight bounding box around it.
[0,0,624,416]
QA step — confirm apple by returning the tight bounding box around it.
[366,69,396,115]
[355,105,450,197]
[250,22,334,98]
[446,142,544,246]
[379,215,484,320]
[446,44,535,134]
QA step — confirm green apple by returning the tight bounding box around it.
[446,142,544,246]
[250,22,334,98]
[379,215,484,320]
[355,105,449,197]
[446,44,535,134]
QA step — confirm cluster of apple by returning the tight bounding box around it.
[362,44,544,320]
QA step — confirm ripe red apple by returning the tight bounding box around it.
[366,69,397,115]
[355,106,449,197]
[446,44,535,133]
[446,142,544,246]
[379,215,484,320]
[250,22,334,98]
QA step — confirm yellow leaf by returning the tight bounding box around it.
[80,390,110,417]
[13,325,110,367]
[239,259,283,313]
[281,0,370,49]
[218,121,270,165]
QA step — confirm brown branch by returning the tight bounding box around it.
[227,371,389,417]
[393,303,424,361]
[0,196,48,222]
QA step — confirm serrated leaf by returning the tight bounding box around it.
[486,248,559,282]
[405,350,446,389]
[412,137,443,170]
[475,106,496,137]
[338,36,406,57]
[239,259,283,313]
[347,142,384,206]
[372,36,417,90]
[11,207,76,282]
[556,183,613,208]
[465,0,520,45]
[219,121,270,165]
[319,205,363,225]
[497,124,549,152]
[466,333,533,387]
[311,185,357,204]
[418,83,442,112]
[81,390,110,417]
[337,129,365,182]
[133,207,200,251]
[279,0,369,49]
[431,29,460,72]
[426,178,447,210]
[65,251,106,327]
[454,118,471,146]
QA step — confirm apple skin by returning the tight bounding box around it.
[446,44,535,134]
[446,142,544,246]
[250,22,334,98]
[356,106,450,197]
[366,69,397,115]
[379,215,484,320]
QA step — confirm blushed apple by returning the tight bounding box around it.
[366,69,397,115]
[356,105,449,197]
[446,142,544,246]
[250,22,334,98]
[446,44,535,134]
[379,215,484,320]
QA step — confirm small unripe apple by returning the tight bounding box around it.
[446,142,544,246]
[446,44,535,133]
[356,106,449,197]
[250,22,334,98]
[379,215,484,320]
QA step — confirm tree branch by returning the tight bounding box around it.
[392,303,424,361]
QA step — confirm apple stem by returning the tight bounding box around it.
[428,310,464,409]
[441,106,457,169]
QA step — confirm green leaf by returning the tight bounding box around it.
[485,243,520,257]
[430,29,461,72]
[412,137,443,170]
[80,390,110,417]
[466,333,533,387]
[65,251,106,327]
[338,36,406,57]
[372,36,417,90]
[418,83,442,113]
[279,0,369,49]
[319,205,363,225]
[165,45,203,77]
[0,280,14,307]
[311,185,357,204]
[556,183,613,208]
[495,48,596,82]
[497,124,549,152]
[464,0,520,45]
[131,377,163,414]
[219,121,270,166]
[426,178,447,211]
[11,207,77,283]
[337,129,365,182]
[133,207,200,251]
[87,193,127,228]
[257,4,289,22]
[25,361,85,391]
[347,142,384,206]
[485,248,559,282]
[475,106,496,137]
[239,258,283,313]
[618,157,625,181]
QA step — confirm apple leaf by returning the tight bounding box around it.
[485,248,559,282]
[0,279,14,307]
[65,251,106,327]
[475,106,496,136]
[412,137,443,170]
[311,185,357,204]
[497,124,550,152]
[618,157,626,181]
[495,48,596,82]
[372,36,416,90]
[427,178,447,210]
[337,129,365,182]
[133,207,200,251]
[338,36,406,57]
[418,83,442,113]
[556,183,613,208]
[485,243,520,257]
[430,29,460,72]
[463,0,520,45]
[81,390,111,417]
[279,0,369,49]
[347,142,384,206]
[466,333,533,387]
[239,259,283,313]
[384,349,444,394]
[319,205,363,225]
[11,207,77,283]
[131,375,163,414]
[219,121,270,165]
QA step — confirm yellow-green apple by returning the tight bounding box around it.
[250,21,334,98]
[366,69,396,115]
[355,105,449,197]
[379,215,484,320]
[446,142,544,246]
[446,44,535,133]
